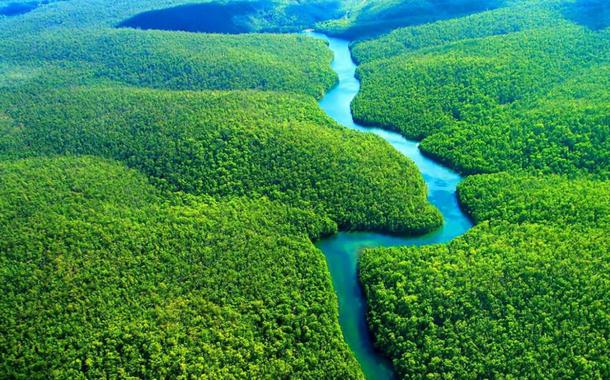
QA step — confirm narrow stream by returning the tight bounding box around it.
[308,32,474,380]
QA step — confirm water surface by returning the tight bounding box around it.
[309,32,473,380]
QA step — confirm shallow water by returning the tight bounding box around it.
[309,32,473,380]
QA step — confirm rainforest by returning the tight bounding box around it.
[0,0,608,379]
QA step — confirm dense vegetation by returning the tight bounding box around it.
[350,1,562,63]
[458,173,610,227]
[0,86,441,233]
[318,0,507,38]
[0,29,336,98]
[362,151,610,378]
[360,164,610,378]
[119,0,345,34]
[0,0,507,38]
[0,156,366,379]
[351,0,610,178]
[361,223,610,379]
[0,1,451,378]
[355,4,610,372]
[0,0,344,34]
[3,0,609,378]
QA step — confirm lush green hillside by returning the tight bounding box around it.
[0,0,343,33]
[0,28,336,98]
[0,0,346,99]
[360,164,610,378]
[351,1,610,177]
[355,7,610,367]
[418,62,610,177]
[3,0,609,378]
[317,0,507,38]
[458,173,610,227]
[361,223,610,379]
[0,86,441,234]
[0,156,367,379]
[351,0,563,63]
[0,2,449,377]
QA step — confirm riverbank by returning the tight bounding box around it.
[308,32,473,380]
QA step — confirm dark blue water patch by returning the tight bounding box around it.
[118,2,270,34]
[563,0,610,30]
[0,1,39,16]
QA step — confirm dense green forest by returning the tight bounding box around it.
[0,1,451,377]
[351,0,609,177]
[0,29,336,98]
[458,173,610,227]
[318,0,508,38]
[0,0,341,33]
[0,87,440,233]
[353,1,610,377]
[361,223,610,379]
[362,170,610,378]
[0,156,365,378]
[0,0,509,38]
[363,168,610,378]
[2,0,609,378]
[350,0,562,63]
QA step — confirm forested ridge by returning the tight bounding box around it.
[0,156,364,379]
[0,0,447,378]
[458,173,610,227]
[2,0,609,378]
[0,29,337,99]
[361,223,610,379]
[317,0,508,38]
[351,0,609,178]
[361,169,610,379]
[353,1,610,378]
[0,86,441,233]
[350,1,564,63]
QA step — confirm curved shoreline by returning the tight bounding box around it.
[308,32,473,380]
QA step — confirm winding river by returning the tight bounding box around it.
[307,33,474,379]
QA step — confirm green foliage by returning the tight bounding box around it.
[0,86,441,234]
[356,13,610,367]
[0,156,366,379]
[360,143,610,378]
[361,222,610,379]
[350,2,610,178]
[418,63,610,177]
[0,28,336,99]
[0,0,342,34]
[351,0,563,63]
[458,172,610,227]
[317,0,508,38]
[0,0,453,378]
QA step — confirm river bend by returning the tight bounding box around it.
[308,32,474,380]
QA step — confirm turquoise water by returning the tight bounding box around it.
[308,32,473,379]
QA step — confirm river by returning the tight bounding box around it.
[307,32,474,380]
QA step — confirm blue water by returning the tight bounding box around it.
[308,32,473,380]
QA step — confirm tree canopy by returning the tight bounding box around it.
[0,156,365,379]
